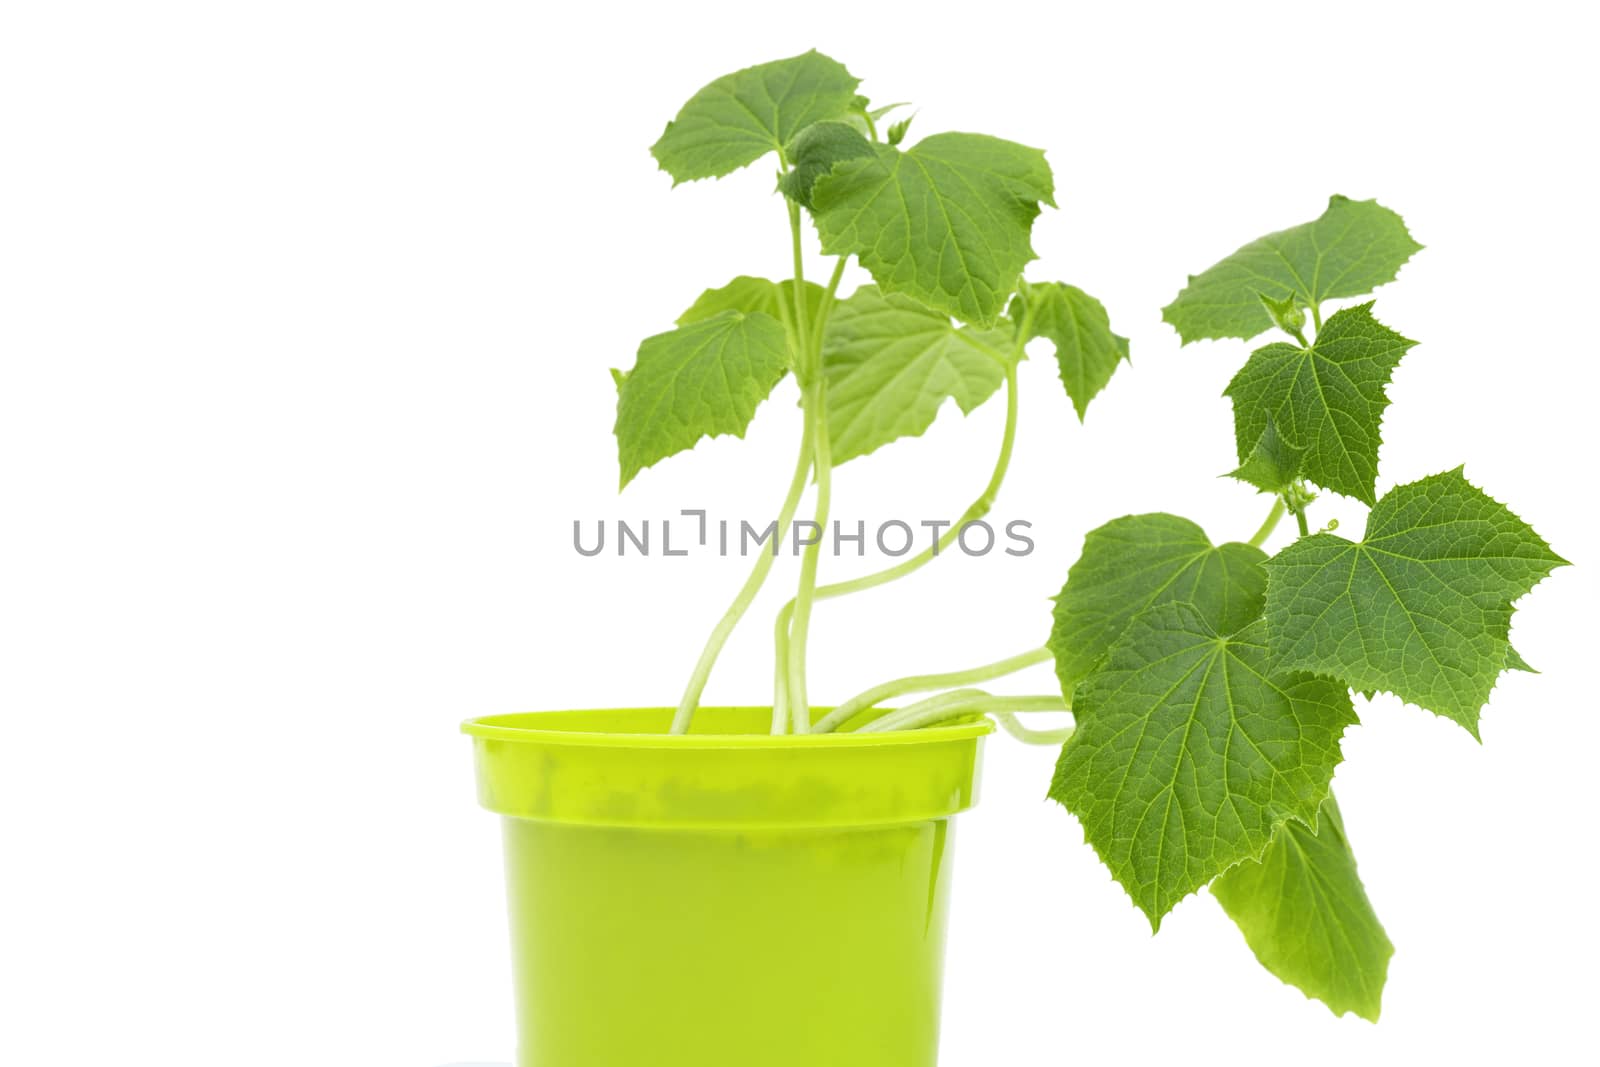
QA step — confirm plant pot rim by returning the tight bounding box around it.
[461,705,994,751]
[465,706,991,827]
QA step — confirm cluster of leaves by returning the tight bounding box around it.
[1046,197,1566,1020]
[613,51,1128,489]
[611,51,1567,1027]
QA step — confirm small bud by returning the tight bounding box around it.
[1257,291,1306,338]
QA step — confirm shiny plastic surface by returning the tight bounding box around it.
[463,707,990,1067]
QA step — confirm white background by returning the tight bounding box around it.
[3,2,1597,1064]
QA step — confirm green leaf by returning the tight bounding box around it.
[1049,514,1267,695]
[1227,418,1305,495]
[1010,282,1129,419]
[811,133,1055,326]
[676,276,825,335]
[1224,302,1416,505]
[1163,196,1422,343]
[1212,794,1392,1021]
[650,51,861,184]
[886,115,914,146]
[614,311,790,487]
[777,121,876,209]
[1050,600,1356,928]
[821,286,1011,464]
[1265,468,1567,735]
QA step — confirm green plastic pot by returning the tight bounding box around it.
[462,706,992,1067]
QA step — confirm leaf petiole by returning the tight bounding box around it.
[993,711,1075,746]
[811,646,1053,733]
[860,691,1070,733]
[816,256,849,330]
[787,198,813,380]
[1247,497,1287,548]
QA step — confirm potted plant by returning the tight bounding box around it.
[463,50,1567,1066]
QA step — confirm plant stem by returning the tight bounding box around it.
[1295,505,1311,538]
[770,257,850,734]
[671,419,813,734]
[1247,497,1287,548]
[818,255,848,320]
[786,381,832,732]
[771,603,793,734]
[787,200,812,383]
[993,711,1075,746]
[861,692,1070,734]
[811,646,1053,733]
[860,688,990,733]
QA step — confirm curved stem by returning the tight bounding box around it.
[860,688,990,733]
[861,692,1070,734]
[993,711,1075,746]
[1247,497,1287,548]
[671,419,813,733]
[811,646,1053,734]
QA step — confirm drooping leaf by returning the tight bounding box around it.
[811,133,1055,326]
[1212,794,1393,1021]
[1163,196,1422,343]
[821,286,1011,464]
[1265,468,1567,735]
[614,311,790,487]
[1049,514,1267,695]
[1227,418,1305,495]
[777,121,876,208]
[1010,282,1129,419]
[676,276,826,336]
[1224,302,1415,504]
[650,51,861,184]
[1051,600,1356,928]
